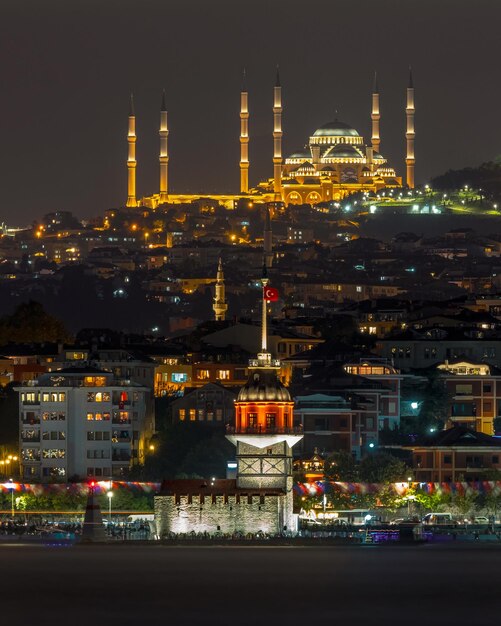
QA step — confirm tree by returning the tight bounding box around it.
[358,453,408,483]
[0,383,21,448]
[413,490,449,513]
[324,450,359,481]
[0,301,70,345]
[178,434,234,479]
[418,370,449,431]
[139,422,230,480]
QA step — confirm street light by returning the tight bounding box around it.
[106,491,113,534]
[407,476,413,516]
[6,479,15,518]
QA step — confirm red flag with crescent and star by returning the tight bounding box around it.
[264,286,279,302]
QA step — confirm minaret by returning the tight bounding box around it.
[240,70,249,194]
[406,67,415,189]
[264,205,273,269]
[159,90,169,204]
[227,267,302,530]
[371,71,380,154]
[273,67,283,201]
[213,258,228,322]
[126,93,137,208]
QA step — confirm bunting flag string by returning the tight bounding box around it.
[3,479,501,498]
[0,481,161,495]
[294,481,501,497]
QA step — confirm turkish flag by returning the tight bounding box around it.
[264,286,279,302]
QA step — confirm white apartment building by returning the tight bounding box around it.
[17,366,154,482]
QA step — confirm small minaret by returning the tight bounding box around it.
[213,258,228,322]
[264,205,273,269]
[273,67,283,201]
[159,90,169,204]
[240,70,249,194]
[406,67,415,189]
[371,71,380,154]
[126,93,137,208]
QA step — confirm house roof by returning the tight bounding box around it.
[411,425,501,448]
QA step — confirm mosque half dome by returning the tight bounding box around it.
[312,120,360,138]
[289,149,311,159]
[237,368,292,403]
[325,144,363,158]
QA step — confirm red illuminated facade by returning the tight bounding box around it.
[234,359,295,434]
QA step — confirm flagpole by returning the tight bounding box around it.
[261,265,269,353]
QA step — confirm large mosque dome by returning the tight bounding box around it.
[312,120,360,138]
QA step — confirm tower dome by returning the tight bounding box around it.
[237,367,291,403]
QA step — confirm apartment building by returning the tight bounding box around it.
[17,366,154,482]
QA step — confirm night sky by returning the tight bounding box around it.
[2,0,501,224]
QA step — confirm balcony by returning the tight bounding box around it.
[226,426,303,436]
[21,435,40,443]
[112,453,131,462]
[22,418,40,425]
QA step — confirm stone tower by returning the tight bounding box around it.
[159,90,169,204]
[126,93,137,208]
[226,269,302,530]
[240,70,249,194]
[406,67,415,189]
[273,67,283,201]
[213,258,228,322]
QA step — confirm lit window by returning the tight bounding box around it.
[179,409,186,421]
[84,376,106,387]
[87,413,94,421]
[217,370,230,380]
[42,449,65,459]
[95,392,110,402]
[189,409,196,421]
[171,373,188,383]
[196,369,210,380]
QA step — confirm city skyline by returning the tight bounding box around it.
[1,0,501,223]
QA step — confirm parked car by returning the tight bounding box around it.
[422,513,457,526]
[390,518,420,526]
[463,516,489,525]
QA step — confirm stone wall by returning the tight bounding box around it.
[154,492,296,537]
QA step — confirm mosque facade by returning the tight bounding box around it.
[125,70,415,209]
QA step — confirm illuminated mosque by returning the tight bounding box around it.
[126,69,415,209]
